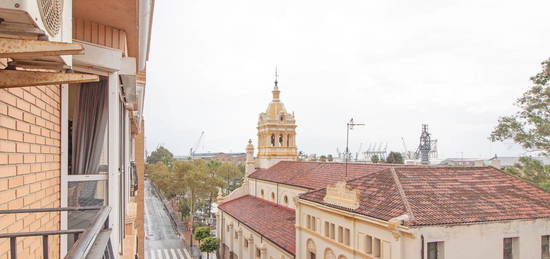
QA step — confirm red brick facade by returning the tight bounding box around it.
[0,85,61,259]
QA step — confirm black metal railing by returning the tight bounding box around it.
[0,206,112,259]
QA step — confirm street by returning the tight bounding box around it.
[145,179,191,259]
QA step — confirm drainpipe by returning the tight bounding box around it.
[421,235,424,259]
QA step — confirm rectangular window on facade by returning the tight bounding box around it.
[324,222,330,237]
[543,235,550,259]
[338,226,344,243]
[307,215,311,229]
[344,228,350,246]
[312,217,316,232]
[256,248,261,259]
[373,238,381,258]
[244,239,248,248]
[503,238,519,259]
[366,235,373,254]
[330,223,335,240]
[427,242,444,259]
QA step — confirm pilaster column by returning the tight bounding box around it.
[249,235,255,259]
[229,224,234,254]
[237,230,243,259]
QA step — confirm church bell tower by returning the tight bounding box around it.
[256,70,297,168]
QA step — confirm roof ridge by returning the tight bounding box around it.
[390,168,415,223]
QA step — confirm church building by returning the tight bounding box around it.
[217,76,550,259]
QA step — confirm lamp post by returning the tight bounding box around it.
[345,118,364,177]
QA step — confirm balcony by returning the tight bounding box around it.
[0,206,113,259]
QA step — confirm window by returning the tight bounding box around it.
[344,228,350,246]
[307,239,316,259]
[338,226,343,243]
[235,231,238,239]
[427,242,444,259]
[324,222,330,237]
[366,235,373,254]
[330,223,335,240]
[543,235,550,259]
[373,238,381,258]
[244,239,249,248]
[261,189,264,197]
[503,238,519,259]
[306,215,317,231]
[284,195,289,205]
[256,248,261,258]
[279,134,284,146]
[271,192,275,201]
[271,134,275,146]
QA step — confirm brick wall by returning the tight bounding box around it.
[0,85,62,259]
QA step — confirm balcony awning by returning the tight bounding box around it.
[0,70,99,88]
[0,38,99,88]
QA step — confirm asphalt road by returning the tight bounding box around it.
[145,179,191,259]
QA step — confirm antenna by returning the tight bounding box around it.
[345,118,365,178]
[274,67,279,87]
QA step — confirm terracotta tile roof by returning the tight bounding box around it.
[300,166,550,226]
[248,161,403,190]
[218,195,296,255]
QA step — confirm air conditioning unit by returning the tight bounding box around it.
[0,0,69,43]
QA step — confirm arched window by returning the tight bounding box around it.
[324,248,335,259]
[283,195,289,205]
[271,134,275,146]
[307,239,316,259]
[271,192,276,201]
[279,134,283,146]
[280,115,284,121]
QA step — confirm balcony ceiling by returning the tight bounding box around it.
[73,0,138,58]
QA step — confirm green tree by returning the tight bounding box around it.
[491,58,550,154]
[505,157,550,191]
[178,197,191,220]
[194,226,211,245]
[216,162,243,194]
[147,162,176,197]
[200,237,220,259]
[146,146,175,167]
[386,152,404,164]
[370,155,379,163]
[319,155,327,162]
[327,154,334,162]
[180,160,214,247]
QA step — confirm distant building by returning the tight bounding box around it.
[176,152,246,164]
[439,158,498,167]
[489,156,550,168]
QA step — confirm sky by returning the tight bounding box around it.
[144,0,550,159]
